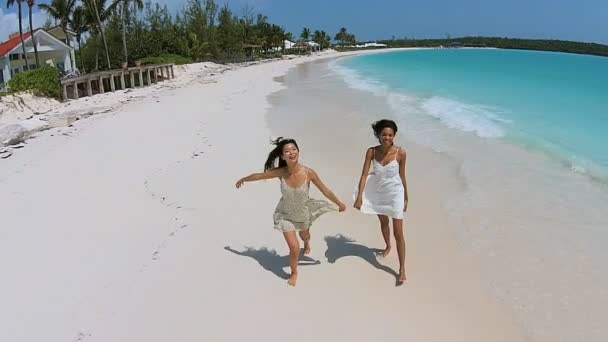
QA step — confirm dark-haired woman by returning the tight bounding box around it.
[354,119,409,285]
[236,137,346,286]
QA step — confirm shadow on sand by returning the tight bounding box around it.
[224,246,321,280]
[324,234,399,279]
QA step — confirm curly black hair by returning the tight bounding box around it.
[371,119,398,139]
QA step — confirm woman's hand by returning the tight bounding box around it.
[338,202,347,212]
[235,178,245,189]
[353,197,362,210]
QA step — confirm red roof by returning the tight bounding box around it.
[0,30,37,58]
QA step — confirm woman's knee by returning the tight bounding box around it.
[377,215,390,227]
[392,221,404,239]
[298,229,311,240]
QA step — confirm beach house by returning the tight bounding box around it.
[283,40,296,50]
[0,29,76,87]
[355,42,388,48]
[291,41,321,53]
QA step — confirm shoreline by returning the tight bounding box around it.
[334,48,608,186]
[265,56,526,341]
[315,50,608,342]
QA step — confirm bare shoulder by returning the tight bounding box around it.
[397,146,407,162]
[304,165,318,178]
[366,146,376,157]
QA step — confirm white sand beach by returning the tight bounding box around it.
[0,50,529,342]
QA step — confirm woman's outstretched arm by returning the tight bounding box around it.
[235,168,283,188]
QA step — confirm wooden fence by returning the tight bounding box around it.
[60,64,175,101]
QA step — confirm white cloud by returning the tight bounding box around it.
[0,8,48,43]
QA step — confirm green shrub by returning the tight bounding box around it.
[140,54,193,66]
[7,66,62,99]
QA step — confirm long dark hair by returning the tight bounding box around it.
[372,119,398,139]
[264,137,299,171]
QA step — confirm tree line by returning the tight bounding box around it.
[380,36,608,57]
[5,0,359,74]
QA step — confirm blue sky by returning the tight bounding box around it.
[3,0,607,44]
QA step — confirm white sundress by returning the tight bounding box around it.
[354,147,406,219]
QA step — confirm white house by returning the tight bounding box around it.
[355,42,388,48]
[309,41,322,52]
[284,40,296,49]
[0,29,76,86]
[273,40,295,51]
[274,40,323,53]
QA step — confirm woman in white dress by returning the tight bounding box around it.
[354,119,409,285]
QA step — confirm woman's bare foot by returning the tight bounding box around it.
[397,269,406,286]
[303,241,311,255]
[288,272,298,287]
[383,245,392,257]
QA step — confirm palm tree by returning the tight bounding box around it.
[321,30,331,49]
[312,30,330,50]
[313,30,321,45]
[335,27,355,46]
[39,0,77,70]
[269,24,285,52]
[6,0,30,71]
[113,0,143,67]
[83,0,114,70]
[300,27,310,42]
[26,0,40,67]
[70,6,88,72]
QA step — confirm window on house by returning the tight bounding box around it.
[11,68,20,76]
[0,71,4,84]
[9,54,24,61]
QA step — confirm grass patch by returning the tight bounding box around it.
[7,66,62,99]
[140,54,193,66]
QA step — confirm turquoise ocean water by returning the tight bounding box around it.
[335,49,608,181]
[330,49,608,341]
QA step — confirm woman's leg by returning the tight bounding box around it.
[283,231,300,286]
[298,229,311,255]
[377,214,391,257]
[392,218,406,284]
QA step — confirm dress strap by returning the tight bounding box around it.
[394,146,400,161]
